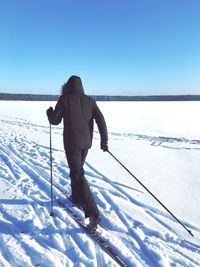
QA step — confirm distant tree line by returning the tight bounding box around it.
[0,93,58,101]
[0,92,200,101]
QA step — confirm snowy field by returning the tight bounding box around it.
[0,100,200,267]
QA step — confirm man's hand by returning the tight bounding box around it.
[46,107,53,116]
[101,142,108,152]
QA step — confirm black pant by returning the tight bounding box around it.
[65,149,99,218]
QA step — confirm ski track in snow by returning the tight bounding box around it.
[0,115,200,267]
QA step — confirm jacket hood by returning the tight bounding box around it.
[62,75,84,95]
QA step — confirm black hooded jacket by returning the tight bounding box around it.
[47,76,108,150]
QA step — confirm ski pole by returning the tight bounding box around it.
[49,123,54,217]
[107,150,194,237]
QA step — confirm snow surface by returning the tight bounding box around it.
[0,100,200,267]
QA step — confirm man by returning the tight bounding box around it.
[47,75,108,231]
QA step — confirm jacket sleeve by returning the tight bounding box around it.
[47,96,64,125]
[92,100,108,144]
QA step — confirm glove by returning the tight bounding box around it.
[101,142,108,152]
[46,107,53,116]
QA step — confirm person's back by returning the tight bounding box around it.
[62,90,95,150]
[48,75,108,151]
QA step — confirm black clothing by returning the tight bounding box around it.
[47,78,108,150]
[65,149,99,218]
[47,75,108,218]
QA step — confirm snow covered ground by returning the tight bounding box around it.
[0,100,200,267]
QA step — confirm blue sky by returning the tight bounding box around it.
[0,0,200,96]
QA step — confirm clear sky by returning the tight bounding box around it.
[0,0,200,96]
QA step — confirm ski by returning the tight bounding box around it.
[48,182,128,266]
[56,198,128,267]
[52,183,107,230]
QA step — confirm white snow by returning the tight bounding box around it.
[0,100,200,267]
